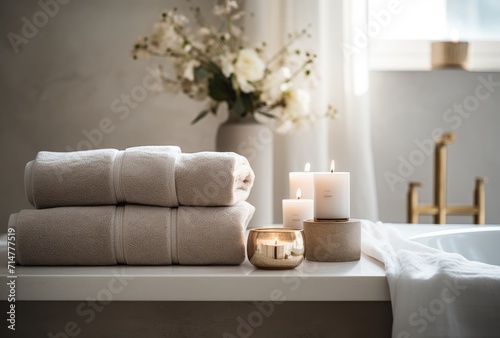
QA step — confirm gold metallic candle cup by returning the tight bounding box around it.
[247,228,305,270]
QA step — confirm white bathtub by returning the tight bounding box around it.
[410,226,500,266]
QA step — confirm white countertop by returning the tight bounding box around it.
[0,223,481,302]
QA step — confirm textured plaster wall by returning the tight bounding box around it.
[1,1,499,231]
[0,0,221,231]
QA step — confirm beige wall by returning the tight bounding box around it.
[0,0,222,232]
[371,71,500,224]
[1,1,499,232]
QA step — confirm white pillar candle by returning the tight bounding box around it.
[313,160,350,220]
[289,163,314,199]
[282,188,314,229]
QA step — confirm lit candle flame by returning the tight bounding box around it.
[274,237,278,245]
[330,160,335,173]
[450,29,459,43]
[296,188,302,200]
[304,162,311,173]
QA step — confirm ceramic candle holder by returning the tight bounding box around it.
[303,219,361,262]
[247,228,305,270]
[431,41,468,69]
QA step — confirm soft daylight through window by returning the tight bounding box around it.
[368,0,500,41]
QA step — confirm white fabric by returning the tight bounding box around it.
[362,220,500,337]
[245,0,378,221]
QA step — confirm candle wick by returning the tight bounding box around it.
[330,169,334,173]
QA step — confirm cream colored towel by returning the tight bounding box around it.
[25,147,254,208]
[9,202,254,266]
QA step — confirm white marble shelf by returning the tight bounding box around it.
[0,224,479,302]
[0,254,388,301]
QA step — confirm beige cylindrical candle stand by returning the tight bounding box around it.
[303,219,361,262]
[431,41,468,69]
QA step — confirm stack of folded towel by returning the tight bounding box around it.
[9,146,255,266]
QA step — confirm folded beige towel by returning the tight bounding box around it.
[9,202,254,266]
[25,147,254,208]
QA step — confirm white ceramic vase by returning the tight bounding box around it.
[216,114,273,229]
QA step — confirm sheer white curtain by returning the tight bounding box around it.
[245,0,378,221]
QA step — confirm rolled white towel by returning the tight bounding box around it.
[25,146,254,208]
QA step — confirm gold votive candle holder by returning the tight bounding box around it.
[247,228,305,270]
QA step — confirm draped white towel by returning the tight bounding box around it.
[361,220,500,338]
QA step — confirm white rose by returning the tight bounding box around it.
[234,48,265,92]
[260,67,290,103]
[284,87,311,117]
[237,78,255,93]
[234,48,265,81]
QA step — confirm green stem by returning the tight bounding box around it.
[287,59,313,83]
[194,9,226,55]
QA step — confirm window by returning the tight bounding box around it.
[368,0,500,70]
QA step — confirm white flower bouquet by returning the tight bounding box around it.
[132,0,335,133]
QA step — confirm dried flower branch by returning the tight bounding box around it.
[132,0,335,133]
